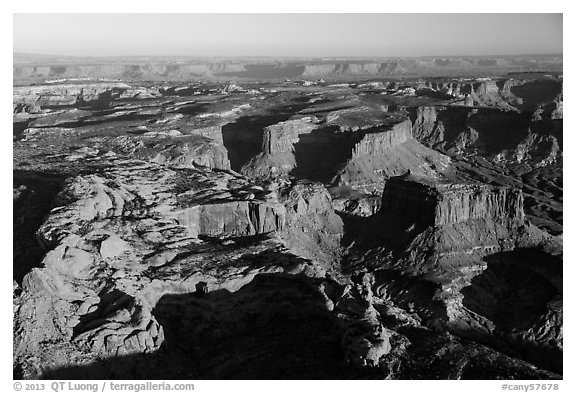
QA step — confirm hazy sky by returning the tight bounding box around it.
[13,13,563,57]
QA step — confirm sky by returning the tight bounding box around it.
[13,13,563,58]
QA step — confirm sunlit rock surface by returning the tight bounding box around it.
[13,72,562,379]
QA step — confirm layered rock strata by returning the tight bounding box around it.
[379,175,524,228]
[13,158,349,378]
[411,105,562,167]
[242,117,320,178]
[336,119,450,193]
[346,173,562,373]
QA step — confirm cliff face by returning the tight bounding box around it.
[336,119,450,193]
[410,105,562,167]
[262,117,319,155]
[241,117,320,179]
[245,116,450,189]
[351,120,412,156]
[412,106,442,143]
[12,63,248,81]
[365,173,538,278]
[14,55,563,83]
[279,182,344,267]
[301,64,338,78]
[13,83,153,110]
[347,173,560,373]
[178,201,286,238]
[14,159,344,377]
[379,175,525,229]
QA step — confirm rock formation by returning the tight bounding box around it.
[379,175,524,229]
[242,117,320,178]
[335,119,450,193]
[13,73,563,379]
[345,173,561,373]
[14,157,345,378]
[410,104,562,167]
[14,54,563,84]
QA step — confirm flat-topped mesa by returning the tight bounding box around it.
[242,117,321,179]
[363,174,540,279]
[351,119,412,157]
[13,82,142,110]
[335,119,450,193]
[379,174,525,228]
[36,162,286,248]
[16,160,345,376]
[262,117,319,155]
[189,125,226,145]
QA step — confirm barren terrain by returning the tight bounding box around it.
[13,54,562,379]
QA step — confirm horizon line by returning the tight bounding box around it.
[13,52,564,60]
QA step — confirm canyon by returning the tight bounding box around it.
[13,56,563,379]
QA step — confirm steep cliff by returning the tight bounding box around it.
[345,173,561,373]
[336,119,450,193]
[242,117,320,178]
[379,174,524,230]
[346,173,545,282]
[412,106,443,144]
[279,182,344,268]
[262,117,319,155]
[351,120,412,156]
[13,83,154,110]
[410,105,562,167]
[13,160,336,377]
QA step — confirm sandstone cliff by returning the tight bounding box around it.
[242,117,320,178]
[14,55,563,83]
[13,157,349,377]
[336,119,450,193]
[345,173,561,373]
[13,83,156,111]
[279,182,344,268]
[410,105,562,167]
[380,175,524,228]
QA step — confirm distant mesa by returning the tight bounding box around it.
[13,53,563,83]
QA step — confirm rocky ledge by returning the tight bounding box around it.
[379,174,524,228]
[13,158,345,378]
[345,173,562,374]
[335,119,450,193]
